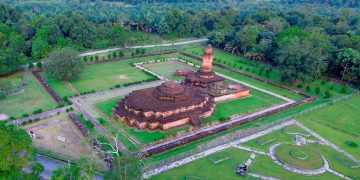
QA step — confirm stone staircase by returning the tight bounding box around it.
[190,114,202,128]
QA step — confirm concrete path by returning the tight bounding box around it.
[143,120,295,179]
[295,121,360,165]
[7,105,73,126]
[79,38,208,57]
[248,173,281,180]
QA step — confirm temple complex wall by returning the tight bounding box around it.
[162,118,190,130]
[214,90,251,102]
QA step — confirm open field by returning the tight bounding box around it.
[0,74,58,118]
[44,60,155,97]
[141,59,197,80]
[297,96,360,159]
[95,98,121,117]
[21,113,99,160]
[0,70,24,88]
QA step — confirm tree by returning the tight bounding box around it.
[51,164,83,180]
[104,153,143,180]
[236,25,259,54]
[0,122,33,178]
[45,48,83,80]
[336,48,360,83]
[77,157,98,180]
[275,38,327,84]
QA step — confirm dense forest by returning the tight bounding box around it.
[0,0,359,86]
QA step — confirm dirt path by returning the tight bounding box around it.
[64,81,80,95]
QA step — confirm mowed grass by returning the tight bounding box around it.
[297,96,360,159]
[95,98,121,117]
[151,148,253,180]
[0,74,57,118]
[275,144,324,170]
[250,154,342,180]
[141,60,196,81]
[44,55,169,98]
[204,89,284,124]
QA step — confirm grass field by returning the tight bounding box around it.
[297,96,360,159]
[204,89,284,124]
[95,98,121,117]
[141,59,197,81]
[0,74,58,118]
[151,148,252,180]
[275,144,324,170]
[45,60,155,96]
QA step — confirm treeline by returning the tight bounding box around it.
[207,6,360,85]
[0,2,159,75]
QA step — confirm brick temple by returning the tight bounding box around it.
[114,45,250,131]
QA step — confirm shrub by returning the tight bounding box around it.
[118,51,124,57]
[321,80,326,85]
[28,119,33,123]
[95,55,99,61]
[112,52,117,58]
[107,54,112,59]
[324,90,331,98]
[9,117,16,120]
[22,113,29,117]
[33,109,43,114]
[315,87,321,95]
[341,86,347,94]
[306,86,310,92]
[265,69,271,78]
[36,62,43,69]
[22,121,27,125]
[28,63,34,69]
[90,56,94,62]
[297,84,303,89]
[114,84,121,88]
[57,104,65,108]
[83,56,88,63]
[345,140,358,148]
[329,85,335,90]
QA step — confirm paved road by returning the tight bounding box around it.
[79,38,208,57]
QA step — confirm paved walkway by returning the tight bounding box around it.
[7,106,73,126]
[79,38,208,57]
[143,120,295,179]
[295,121,360,165]
[247,173,281,180]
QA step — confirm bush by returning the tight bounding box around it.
[329,85,335,90]
[33,109,43,114]
[95,55,99,61]
[90,56,94,62]
[315,87,321,95]
[22,113,29,117]
[36,62,43,69]
[83,56,88,63]
[118,51,124,57]
[9,117,16,120]
[306,86,310,92]
[324,90,331,98]
[341,86,347,94]
[297,84,303,89]
[345,141,358,148]
[114,84,121,88]
[28,119,33,123]
[112,52,117,58]
[321,80,326,85]
[22,121,27,125]
[28,63,34,69]
[107,54,112,59]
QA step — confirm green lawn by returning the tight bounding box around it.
[0,74,58,118]
[204,89,284,124]
[141,59,196,81]
[297,96,360,159]
[275,144,324,170]
[151,148,253,180]
[250,154,342,180]
[241,129,296,152]
[95,98,121,117]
